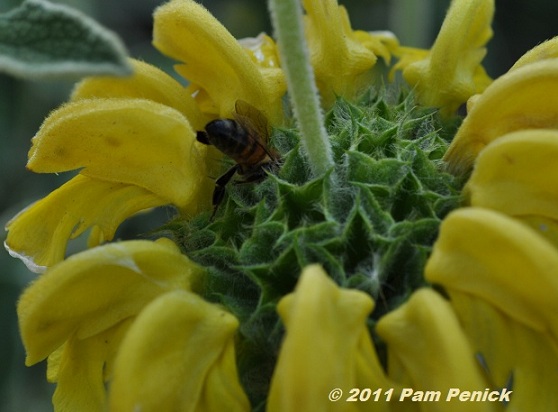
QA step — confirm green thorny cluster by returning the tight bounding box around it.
[164,89,463,406]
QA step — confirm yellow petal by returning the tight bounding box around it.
[519,215,558,250]
[27,97,209,207]
[425,208,558,349]
[5,174,166,270]
[49,319,132,412]
[354,30,399,65]
[450,291,558,410]
[268,265,390,412]
[153,0,285,123]
[303,0,376,105]
[444,59,558,175]
[466,129,558,222]
[510,36,558,71]
[400,0,494,116]
[239,33,281,69]
[390,45,429,82]
[18,239,200,365]
[71,58,210,130]
[376,289,494,411]
[109,290,250,412]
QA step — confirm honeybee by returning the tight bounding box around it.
[196,100,279,215]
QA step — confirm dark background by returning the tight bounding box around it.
[1,0,556,409]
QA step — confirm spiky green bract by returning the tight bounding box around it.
[166,89,463,409]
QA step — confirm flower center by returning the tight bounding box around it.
[166,87,464,406]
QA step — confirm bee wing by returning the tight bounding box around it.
[234,100,271,146]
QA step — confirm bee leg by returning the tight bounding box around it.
[196,131,211,145]
[233,166,270,185]
[211,164,240,219]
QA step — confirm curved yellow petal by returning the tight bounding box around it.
[444,59,558,175]
[110,290,250,412]
[303,0,376,105]
[449,291,558,410]
[71,58,210,130]
[27,97,209,207]
[354,30,399,65]
[466,37,558,112]
[49,319,132,412]
[466,129,558,222]
[268,265,390,412]
[18,239,200,365]
[425,208,558,348]
[376,289,494,411]
[510,36,558,71]
[401,0,494,116]
[5,174,166,270]
[390,45,429,82]
[153,0,285,123]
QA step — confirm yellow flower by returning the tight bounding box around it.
[152,0,286,124]
[393,0,494,116]
[4,0,290,272]
[448,293,558,410]
[301,0,380,105]
[464,130,558,240]
[425,207,558,409]
[461,36,558,116]
[377,289,495,411]
[268,265,391,411]
[444,57,558,175]
[18,238,250,411]
[4,59,214,272]
[110,290,249,411]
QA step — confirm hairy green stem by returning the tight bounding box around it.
[268,0,333,177]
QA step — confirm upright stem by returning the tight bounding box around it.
[268,0,333,177]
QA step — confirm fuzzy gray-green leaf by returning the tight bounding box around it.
[0,0,131,79]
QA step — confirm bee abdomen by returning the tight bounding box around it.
[204,119,266,165]
[204,119,248,156]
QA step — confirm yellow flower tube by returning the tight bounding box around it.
[268,265,391,412]
[449,291,558,410]
[109,290,250,412]
[437,36,558,130]
[465,129,558,223]
[376,288,496,412]
[5,57,219,270]
[5,175,166,270]
[26,98,206,207]
[302,0,377,105]
[444,59,558,175]
[18,239,199,365]
[17,238,204,411]
[425,208,558,349]
[397,0,494,116]
[152,0,285,123]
